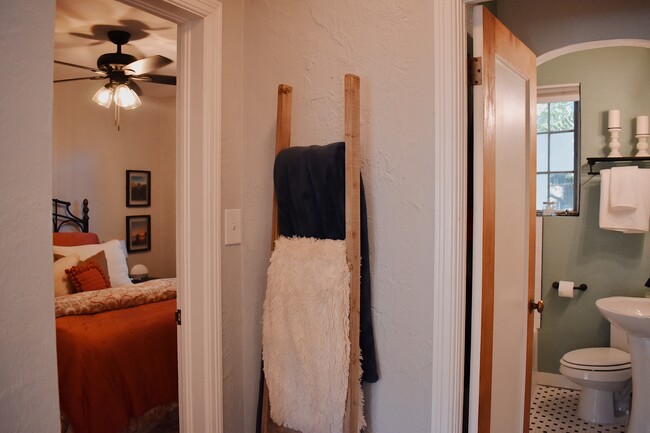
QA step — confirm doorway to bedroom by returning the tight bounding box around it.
[51,0,179,431]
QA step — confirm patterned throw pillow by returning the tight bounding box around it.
[80,250,110,283]
[65,262,111,293]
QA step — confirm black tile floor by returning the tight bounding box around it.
[530,385,627,433]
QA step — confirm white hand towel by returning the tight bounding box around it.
[610,166,639,210]
[600,169,650,233]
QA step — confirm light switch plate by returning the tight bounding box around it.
[224,209,242,246]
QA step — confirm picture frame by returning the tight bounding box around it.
[126,215,151,253]
[126,170,151,207]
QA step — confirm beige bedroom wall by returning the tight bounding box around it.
[159,95,177,278]
[52,79,176,278]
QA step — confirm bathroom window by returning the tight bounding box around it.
[536,84,581,216]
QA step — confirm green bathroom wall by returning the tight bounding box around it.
[538,46,650,374]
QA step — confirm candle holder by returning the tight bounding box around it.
[636,134,650,157]
[607,128,622,157]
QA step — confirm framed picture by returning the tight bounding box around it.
[126,170,151,207]
[126,215,151,253]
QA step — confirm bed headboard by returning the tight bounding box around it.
[52,198,89,233]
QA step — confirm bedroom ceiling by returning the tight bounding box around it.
[54,0,177,97]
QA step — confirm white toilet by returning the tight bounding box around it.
[559,324,632,424]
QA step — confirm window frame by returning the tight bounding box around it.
[536,84,581,216]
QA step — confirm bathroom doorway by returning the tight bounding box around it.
[531,42,650,431]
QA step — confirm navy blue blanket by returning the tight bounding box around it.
[273,142,378,383]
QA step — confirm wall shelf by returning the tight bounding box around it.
[586,156,650,175]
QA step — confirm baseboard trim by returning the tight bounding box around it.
[534,371,580,390]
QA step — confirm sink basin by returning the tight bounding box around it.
[596,296,650,433]
[596,296,650,337]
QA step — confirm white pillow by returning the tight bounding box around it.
[53,240,133,287]
[119,239,129,258]
[53,253,80,297]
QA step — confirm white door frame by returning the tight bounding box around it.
[431,1,467,432]
[118,1,223,431]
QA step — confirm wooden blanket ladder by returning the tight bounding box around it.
[261,74,363,433]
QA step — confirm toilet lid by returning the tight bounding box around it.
[561,348,631,371]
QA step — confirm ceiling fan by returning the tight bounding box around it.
[54,30,176,111]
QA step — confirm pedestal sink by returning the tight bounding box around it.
[596,296,650,433]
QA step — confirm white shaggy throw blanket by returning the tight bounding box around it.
[263,236,365,433]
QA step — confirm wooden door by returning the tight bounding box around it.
[471,6,537,433]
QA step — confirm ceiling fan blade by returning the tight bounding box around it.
[129,81,143,96]
[67,33,106,45]
[54,76,104,83]
[123,55,173,76]
[145,74,176,86]
[54,60,104,75]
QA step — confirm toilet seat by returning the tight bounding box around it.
[561,348,631,372]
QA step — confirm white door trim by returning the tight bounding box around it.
[537,38,650,65]
[431,1,467,432]
[118,1,223,431]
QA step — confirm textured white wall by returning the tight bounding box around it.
[52,80,176,278]
[241,2,436,432]
[221,0,245,431]
[0,0,60,431]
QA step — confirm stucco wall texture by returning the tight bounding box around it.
[240,1,436,432]
[0,0,60,431]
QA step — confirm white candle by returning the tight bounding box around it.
[637,115,649,135]
[608,109,621,129]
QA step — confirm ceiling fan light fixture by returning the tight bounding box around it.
[114,84,141,110]
[92,84,114,108]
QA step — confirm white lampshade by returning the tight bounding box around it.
[129,264,149,277]
[92,85,114,108]
[114,84,142,109]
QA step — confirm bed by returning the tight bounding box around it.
[52,199,178,433]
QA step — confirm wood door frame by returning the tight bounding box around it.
[118,1,223,431]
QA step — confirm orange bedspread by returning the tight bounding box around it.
[56,299,178,433]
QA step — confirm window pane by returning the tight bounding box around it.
[550,132,574,171]
[536,173,548,211]
[550,173,575,211]
[549,101,574,132]
[537,104,549,133]
[537,133,548,172]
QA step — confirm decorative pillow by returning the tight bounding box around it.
[53,254,80,297]
[53,239,133,287]
[65,262,111,293]
[79,250,110,284]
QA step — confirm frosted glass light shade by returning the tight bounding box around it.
[114,84,141,109]
[92,85,113,108]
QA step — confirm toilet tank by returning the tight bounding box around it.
[610,323,629,352]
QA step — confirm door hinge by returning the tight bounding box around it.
[175,309,182,325]
[470,57,483,86]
